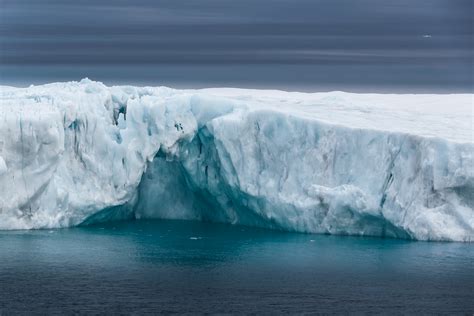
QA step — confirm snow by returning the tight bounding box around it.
[0,79,472,241]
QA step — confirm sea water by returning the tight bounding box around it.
[0,219,472,314]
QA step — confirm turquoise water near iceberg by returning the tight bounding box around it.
[0,219,473,314]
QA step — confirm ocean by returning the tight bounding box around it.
[0,220,473,314]
[1,1,473,314]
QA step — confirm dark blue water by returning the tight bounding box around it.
[1,0,472,92]
[0,220,472,314]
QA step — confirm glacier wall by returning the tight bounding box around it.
[0,80,472,241]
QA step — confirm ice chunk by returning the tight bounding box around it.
[0,80,472,241]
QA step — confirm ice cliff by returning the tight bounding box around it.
[0,79,472,241]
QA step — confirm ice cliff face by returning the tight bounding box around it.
[0,79,473,241]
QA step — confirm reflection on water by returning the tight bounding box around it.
[0,219,473,314]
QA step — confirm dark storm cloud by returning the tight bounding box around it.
[0,0,472,91]
[1,0,472,64]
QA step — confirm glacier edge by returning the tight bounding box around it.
[0,79,472,241]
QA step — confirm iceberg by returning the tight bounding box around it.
[0,79,472,241]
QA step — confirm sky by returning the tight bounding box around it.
[0,0,472,91]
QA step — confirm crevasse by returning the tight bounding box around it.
[0,79,472,241]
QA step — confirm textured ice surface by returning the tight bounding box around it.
[0,79,472,241]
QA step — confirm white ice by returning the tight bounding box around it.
[0,79,472,241]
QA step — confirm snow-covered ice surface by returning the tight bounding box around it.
[0,79,472,241]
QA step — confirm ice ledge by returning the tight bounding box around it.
[0,79,472,241]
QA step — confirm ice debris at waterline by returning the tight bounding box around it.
[0,79,472,241]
